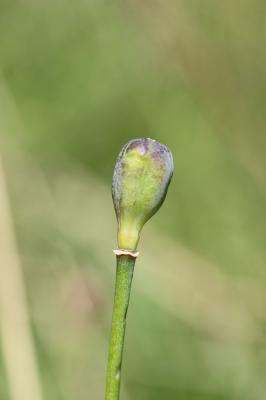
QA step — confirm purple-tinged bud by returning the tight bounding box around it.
[112,138,174,251]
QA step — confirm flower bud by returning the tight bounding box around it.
[112,138,174,251]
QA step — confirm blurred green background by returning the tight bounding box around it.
[0,1,266,399]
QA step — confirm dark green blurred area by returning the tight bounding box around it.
[0,1,266,399]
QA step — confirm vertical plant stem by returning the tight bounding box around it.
[105,255,136,400]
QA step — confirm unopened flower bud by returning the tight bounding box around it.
[112,138,174,251]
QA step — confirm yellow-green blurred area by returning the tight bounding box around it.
[0,0,266,399]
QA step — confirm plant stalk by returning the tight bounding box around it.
[105,254,136,400]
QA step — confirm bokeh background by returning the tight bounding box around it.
[0,1,266,399]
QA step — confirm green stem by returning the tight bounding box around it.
[105,255,136,400]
